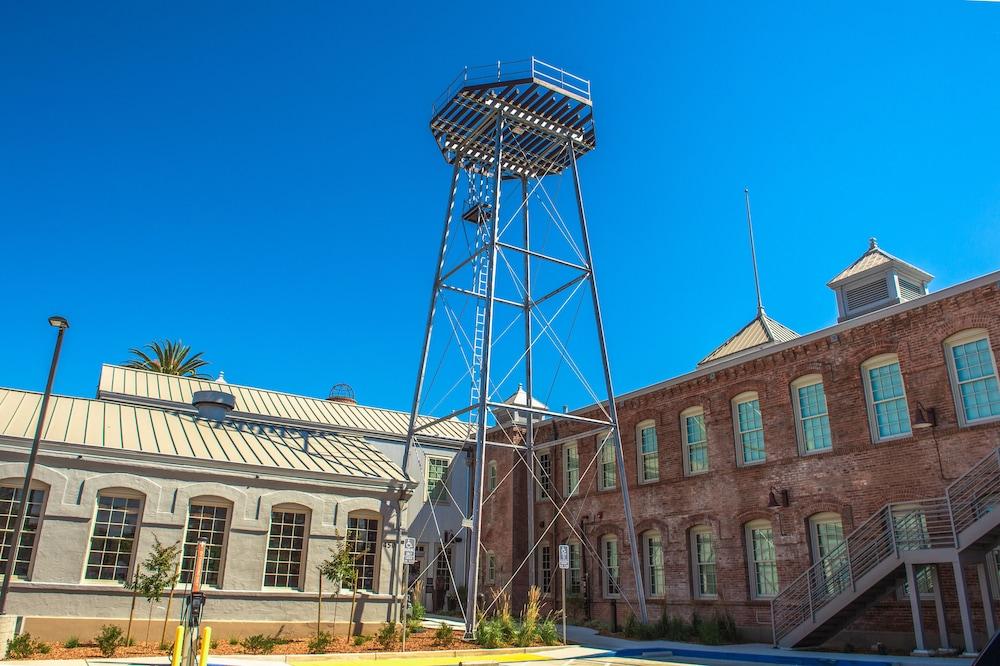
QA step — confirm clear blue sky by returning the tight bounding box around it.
[2,2,999,411]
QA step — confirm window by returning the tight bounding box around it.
[539,545,552,594]
[0,485,45,579]
[535,453,552,500]
[487,460,498,492]
[792,375,832,453]
[691,526,717,598]
[180,502,229,587]
[636,420,659,483]
[86,493,142,581]
[564,443,580,497]
[899,565,935,600]
[347,513,379,592]
[264,508,307,588]
[434,545,452,583]
[746,520,778,598]
[426,457,451,503]
[862,354,911,441]
[809,513,846,596]
[681,407,708,475]
[945,330,1000,426]
[567,541,582,595]
[643,530,665,597]
[733,392,765,464]
[487,553,497,584]
[601,535,620,597]
[599,441,616,490]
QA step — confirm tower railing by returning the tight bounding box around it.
[772,446,1000,646]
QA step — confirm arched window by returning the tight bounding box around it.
[264,503,309,589]
[347,510,381,592]
[791,375,832,454]
[636,420,659,483]
[181,497,232,587]
[732,392,765,465]
[680,407,708,476]
[862,353,911,442]
[642,529,665,597]
[689,525,716,598]
[86,489,144,581]
[745,519,778,598]
[0,481,47,580]
[944,329,1000,426]
[601,534,620,598]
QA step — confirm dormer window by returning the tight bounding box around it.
[827,238,933,322]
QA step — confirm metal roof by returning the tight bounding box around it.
[828,238,934,286]
[698,310,799,366]
[98,365,472,443]
[0,387,410,485]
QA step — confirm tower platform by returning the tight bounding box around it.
[429,58,596,177]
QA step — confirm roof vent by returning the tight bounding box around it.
[327,383,357,405]
[192,390,236,420]
[828,238,933,322]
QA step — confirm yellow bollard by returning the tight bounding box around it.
[199,627,212,666]
[171,626,185,666]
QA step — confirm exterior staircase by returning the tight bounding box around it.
[772,447,1000,648]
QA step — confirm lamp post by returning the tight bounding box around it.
[0,315,69,616]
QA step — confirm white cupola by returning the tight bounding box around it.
[828,238,933,322]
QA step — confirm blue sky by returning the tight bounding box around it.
[2,2,999,411]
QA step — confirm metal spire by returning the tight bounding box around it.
[744,187,764,315]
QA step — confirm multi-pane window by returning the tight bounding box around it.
[811,513,846,595]
[347,514,379,592]
[733,393,765,464]
[602,535,620,597]
[681,407,708,475]
[568,542,582,594]
[599,441,616,490]
[487,461,498,492]
[792,376,832,453]
[535,453,552,500]
[435,545,452,583]
[564,444,580,496]
[264,509,306,588]
[426,457,450,503]
[539,545,552,594]
[691,526,717,598]
[86,493,142,581]
[637,421,659,482]
[487,553,497,584]
[180,503,229,587]
[0,486,45,579]
[746,520,778,598]
[946,331,1000,425]
[863,355,911,441]
[643,531,665,597]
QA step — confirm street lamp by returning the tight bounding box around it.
[0,316,69,616]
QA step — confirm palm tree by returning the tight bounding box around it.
[125,340,211,378]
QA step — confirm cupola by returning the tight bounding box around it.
[827,238,933,322]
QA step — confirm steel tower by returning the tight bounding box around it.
[402,58,648,637]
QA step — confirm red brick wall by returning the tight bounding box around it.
[481,281,1000,648]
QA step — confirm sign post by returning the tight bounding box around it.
[558,544,570,645]
[401,538,416,652]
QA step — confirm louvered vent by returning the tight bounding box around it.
[845,279,890,311]
[898,278,925,301]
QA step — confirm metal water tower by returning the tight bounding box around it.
[402,58,647,636]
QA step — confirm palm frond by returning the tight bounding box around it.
[124,339,211,378]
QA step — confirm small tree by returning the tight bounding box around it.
[124,536,181,645]
[318,541,357,637]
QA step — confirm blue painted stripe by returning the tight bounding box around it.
[613,647,894,666]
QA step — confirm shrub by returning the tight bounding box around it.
[475,618,505,649]
[228,636,239,646]
[375,623,399,650]
[95,625,125,658]
[434,622,455,647]
[353,635,369,646]
[696,618,722,645]
[38,642,52,655]
[406,617,424,635]
[715,611,740,643]
[410,600,426,622]
[513,622,535,647]
[662,615,690,641]
[307,631,333,654]
[623,614,640,637]
[240,628,283,655]
[64,636,81,649]
[537,618,560,646]
[6,633,45,660]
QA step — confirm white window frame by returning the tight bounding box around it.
[809,512,847,597]
[944,329,1000,427]
[690,525,717,599]
[599,440,617,490]
[425,456,451,504]
[808,512,845,563]
[636,420,659,484]
[601,534,620,598]
[564,442,580,497]
[487,460,498,493]
[567,540,582,595]
[732,391,766,466]
[680,406,709,476]
[791,374,833,455]
[535,452,553,501]
[745,519,779,599]
[347,510,381,593]
[862,353,912,443]
[538,544,553,595]
[642,530,665,598]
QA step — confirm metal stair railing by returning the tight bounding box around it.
[947,447,1000,537]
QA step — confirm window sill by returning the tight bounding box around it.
[737,459,767,468]
[800,446,833,457]
[684,469,711,478]
[874,433,913,445]
[959,415,1000,429]
[692,595,718,602]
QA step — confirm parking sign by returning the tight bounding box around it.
[403,537,416,564]
[558,544,570,570]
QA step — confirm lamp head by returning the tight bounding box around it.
[48,315,69,329]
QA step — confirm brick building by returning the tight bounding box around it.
[481,240,1000,652]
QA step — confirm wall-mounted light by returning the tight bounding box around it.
[767,486,790,509]
[914,402,937,429]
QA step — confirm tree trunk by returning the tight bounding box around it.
[145,601,154,643]
[349,586,359,637]
[126,584,139,645]
[316,572,322,639]
[160,558,181,648]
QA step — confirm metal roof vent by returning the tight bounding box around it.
[192,390,236,420]
[327,383,357,405]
